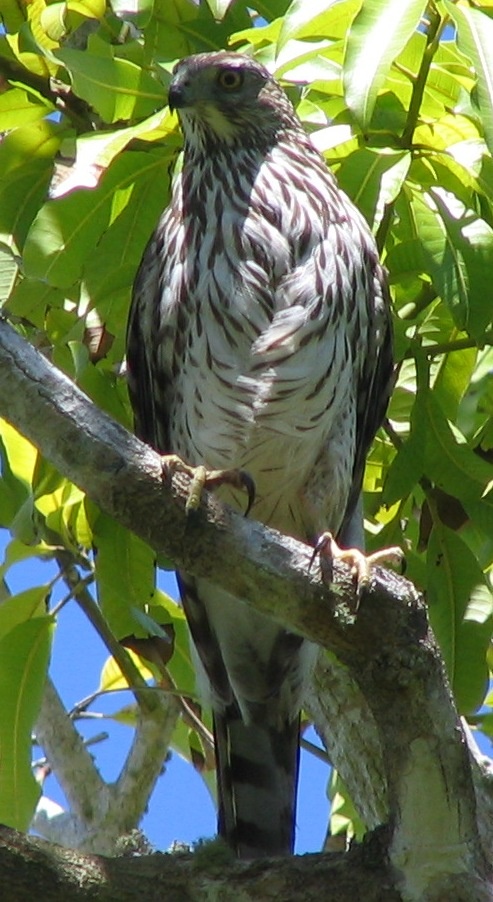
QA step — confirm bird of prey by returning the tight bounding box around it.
[126,50,393,859]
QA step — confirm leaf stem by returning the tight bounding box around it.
[401,4,447,148]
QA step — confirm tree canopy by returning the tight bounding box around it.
[0,1,493,899]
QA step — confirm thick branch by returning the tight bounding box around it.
[0,825,401,902]
[0,320,490,897]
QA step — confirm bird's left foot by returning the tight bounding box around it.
[313,532,404,608]
[162,455,255,516]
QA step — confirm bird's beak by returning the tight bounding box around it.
[168,82,187,113]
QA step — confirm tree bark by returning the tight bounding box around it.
[0,825,401,902]
[0,320,492,900]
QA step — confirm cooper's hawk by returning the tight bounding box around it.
[127,51,393,858]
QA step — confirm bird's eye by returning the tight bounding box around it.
[217,69,244,91]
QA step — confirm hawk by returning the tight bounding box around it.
[127,51,393,858]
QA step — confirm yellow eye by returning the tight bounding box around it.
[217,68,243,91]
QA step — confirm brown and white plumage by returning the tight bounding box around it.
[127,51,393,858]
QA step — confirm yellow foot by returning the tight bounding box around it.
[312,532,404,607]
[162,454,255,516]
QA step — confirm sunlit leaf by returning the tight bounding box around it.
[328,769,365,840]
[23,151,168,288]
[404,184,493,341]
[278,0,362,51]
[0,245,18,306]
[55,49,166,123]
[0,616,53,830]
[443,0,493,156]
[98,651,154,694]
[0,87,51,129]
[427,524,492,713]
[204,0,235,20]
[0,586,50,638]
[335,147,410,230]
[344,0,428,128]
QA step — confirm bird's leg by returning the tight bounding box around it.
[313,532,404,608]
[162,454,255,516]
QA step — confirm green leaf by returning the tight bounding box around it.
[6,279,65,329]
[0,586,50,638]
[1,0,26,31]
[432,346,477,422]
[277,0,361,51]
[427,524,492,713]
[417,385,493,521]
[328,769,365,839]
[0,419,38,491]
[429,187,493,340]
[443,1,493,156]
[23,151,167,289]
[383,428,423,505]
[344,0,428,128]
[0,244,18,305]
[0,159,54,253]
[55,49,166,123]
[404,184,493,341]
[67,0,106,17]
[335,147,410,230]
[273,41,342,83]
[94,515,155,638]
[0,119,62,253]
[0,616,53,830]
[204,0,235,19]
[98,652,153,694]
[0,87,51,129]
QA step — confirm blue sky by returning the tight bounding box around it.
[7,525,489,852]
[2,530,329,852]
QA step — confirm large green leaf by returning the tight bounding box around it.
[55,49,165,124]
[417,385,493,521]
[94,514,155,638]
[277,0,362,51]
[443,0,493,156]
[0,120,62,251]
[0,586,50,637]
[0,87,52,129]
[432,346,477,422]
[335,147,411,230]
[405,184,493,341]
[343,0,428,128]
[0,614,53,830]
[23,151,169,289]
[427,524,492,713]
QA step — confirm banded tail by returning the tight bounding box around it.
[213,702,300,858]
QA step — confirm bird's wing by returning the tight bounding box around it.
[126,228,169,452]
[341,268,394,539]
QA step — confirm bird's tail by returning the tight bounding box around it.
[213,702,300,859]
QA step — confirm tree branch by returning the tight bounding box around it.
[0,319,491,897]
[0,825,400,902]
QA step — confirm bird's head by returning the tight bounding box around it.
[168,51,299,148]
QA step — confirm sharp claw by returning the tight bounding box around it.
[238,470,256,517]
